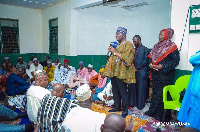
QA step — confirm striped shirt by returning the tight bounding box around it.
[37,94,71,132]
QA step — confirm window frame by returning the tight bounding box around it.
[49,18,58,54]
[0,18,20,54]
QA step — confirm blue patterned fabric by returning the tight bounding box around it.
[116,27,127,35]
[0,67,7,77]
[8,95,27,111]
[178,50,200,131]
[16,62,28,69]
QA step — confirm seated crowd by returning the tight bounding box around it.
[0,56,129,132]
[0,52,199,132]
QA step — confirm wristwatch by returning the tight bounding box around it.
[113,52,116,56]
[149,63,152,68]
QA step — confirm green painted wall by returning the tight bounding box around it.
[0,53,192,84]
[174,69,192,84]
[0,53,107,72]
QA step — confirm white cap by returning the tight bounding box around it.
[4,57,9,60]
[88,64,93,68]
[76,84,91,101]
[33,58,37,61]
[47,60,52,64]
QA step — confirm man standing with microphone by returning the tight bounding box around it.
[104,27,135,118]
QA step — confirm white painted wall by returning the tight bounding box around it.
[41,0,104,56]
[76,0,171,55]
[2,0,199,71]
[0,4,42,54]
[41,1,72,55]
[0,0,170,56]
[171,0,200,71]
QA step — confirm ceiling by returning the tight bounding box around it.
[0,0,152,10]
[0,0,67,9]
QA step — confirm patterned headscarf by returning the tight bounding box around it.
[163,28,174,40]
[116,27,127,35]
[149,28,177,64]
[34,70,47,79]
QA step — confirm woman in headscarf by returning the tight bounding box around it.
[144,28,180,122]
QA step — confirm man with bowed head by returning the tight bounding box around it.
[6,67,30,96]
[32,83,134,132]
[131,35,149,110]
[104,27,135,118]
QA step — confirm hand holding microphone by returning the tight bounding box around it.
[107,41,118,61]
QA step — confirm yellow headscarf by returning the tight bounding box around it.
[99,68,105,73]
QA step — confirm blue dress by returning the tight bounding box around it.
[177,50,200,131]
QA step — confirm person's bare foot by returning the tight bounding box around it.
[125,117,134,132]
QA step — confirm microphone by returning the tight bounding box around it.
[110,41,118,48]
[107,41,118,61]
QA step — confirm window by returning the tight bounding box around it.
[49,18,58,53]
[0,18,19,54]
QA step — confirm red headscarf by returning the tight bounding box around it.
[64,59,69,63]
[149,28,178,64]
[163,29,168,40]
